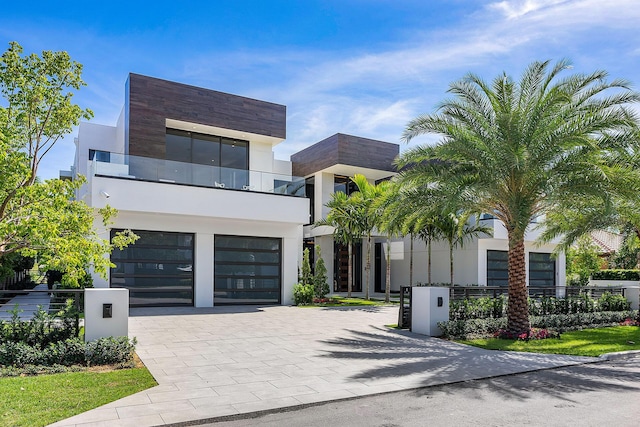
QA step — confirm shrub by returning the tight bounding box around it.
[598,292,631,311]
[450,296,506,320]
[0,301,77,347]
[86,337,137,366]
[313,245,330,299]
[293,283,314,305]
[300,248,313,288]
[0,336,137,368]
[591,269,640,281]
[438,310,638,339]
[438,317,507,339]
[448,293,631,319]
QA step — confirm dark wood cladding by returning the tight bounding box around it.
[126,73,286,158]
[291,133,399,177]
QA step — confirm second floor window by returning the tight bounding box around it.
[166,128,248,170]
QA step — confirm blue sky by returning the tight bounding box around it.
[2,0,640,179]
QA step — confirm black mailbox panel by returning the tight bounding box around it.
[437,297,443,307]
[103,303,113,318]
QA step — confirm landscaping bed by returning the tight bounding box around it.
[0,304,156,426]
[299,296,398,307]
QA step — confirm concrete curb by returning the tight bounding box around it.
[599,349,640,361]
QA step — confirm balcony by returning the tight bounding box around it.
[90,151,305,197]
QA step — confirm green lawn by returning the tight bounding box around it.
[0,367,157,427]
[459,326,640,357]
[300,296,398,307]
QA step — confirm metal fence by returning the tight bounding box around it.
[398,285,628,329]
[0,288,84,335]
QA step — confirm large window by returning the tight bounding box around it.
[529,252,556,287]
[487,250,508,287]
[334,175,358,195]
[110,230,194,307]
[214,236,281,304]
[165,129,249,188]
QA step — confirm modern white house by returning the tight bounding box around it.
[291,135,565,296]
[69,74,566,308]
[72,74,308,307]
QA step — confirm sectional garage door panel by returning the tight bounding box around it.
[110,230,194,307]
[214,235,282,305]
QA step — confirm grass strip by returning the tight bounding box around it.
[0,367,156,427]
[459,325,640,357]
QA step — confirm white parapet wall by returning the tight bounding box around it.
[84,288,129,342]
[411,286,450,337]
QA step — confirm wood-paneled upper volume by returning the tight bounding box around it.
[125,73,286,158]
[291,133,399,177]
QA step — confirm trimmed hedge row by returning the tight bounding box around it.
[438,310,639,339]
[450,293,630,321]
[0,336,136,368]
[591,269,640,281]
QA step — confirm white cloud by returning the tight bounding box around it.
[488,0,568,19]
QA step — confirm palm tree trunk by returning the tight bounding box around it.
[409,235,414,287]
[347,242,353,298]
[365,235,371,300]
[449,243,454,286]
[385,237,391,303]
[507,236,530,334]
[427,238,432,285]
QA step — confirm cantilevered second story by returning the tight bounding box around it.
[74,73,308,225]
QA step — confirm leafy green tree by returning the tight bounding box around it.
[313,245,329,299]
[397,60,640,334]
[611,228,640,269]
[566,235,603,286]
[0,41,137,286]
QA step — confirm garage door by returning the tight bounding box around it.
[110,230,194,307]
[214,235,281,304]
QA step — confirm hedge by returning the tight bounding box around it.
[591,269,640,281]
[0,336,136,368]
[438,310,638,339]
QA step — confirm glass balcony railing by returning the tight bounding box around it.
[90,151,306,197]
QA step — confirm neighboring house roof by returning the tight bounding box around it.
[589,230,624,255]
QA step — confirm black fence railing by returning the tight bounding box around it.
[0,269,31,291]
[0,288,84,336]
[398,285,628,329]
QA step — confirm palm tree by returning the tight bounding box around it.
[350,174,380,300]
[397,60,640,334]
[434,212,491,286]
[315,191,361,297]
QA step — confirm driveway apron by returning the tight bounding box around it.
[50,305,595,426]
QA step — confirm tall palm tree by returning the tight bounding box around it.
[315,191,361,297]
[397,60,640,334]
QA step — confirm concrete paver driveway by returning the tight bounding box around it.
[52,305,595,427]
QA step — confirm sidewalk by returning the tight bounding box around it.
[0,283,51,321]
[50,305,595,427]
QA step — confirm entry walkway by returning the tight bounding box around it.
[0,283,50,321]
[51,305,595,427]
